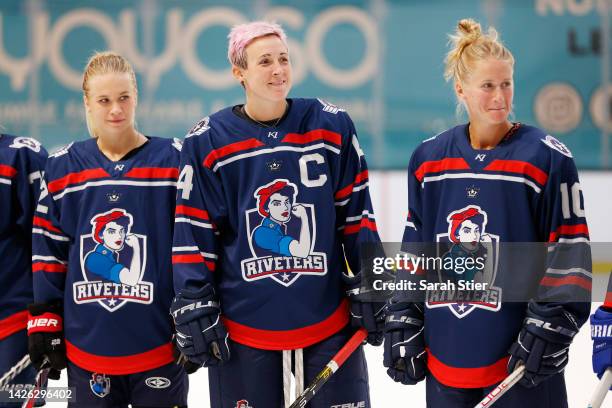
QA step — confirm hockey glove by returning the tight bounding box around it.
[343,273,385,346]
[172,334,203,375]
[170,284,230,369]
[27,301,66,380]
[508,301,579,388]
[591,306,612,386]
[383,302,426,385]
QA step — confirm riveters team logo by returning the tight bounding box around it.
[235,400,253,408]
[427,205,502,318]
[90,373,111,398]
[241,179,327,287]
[73,208,153,312]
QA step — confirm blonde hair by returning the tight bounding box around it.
[444,19,514,85]
[82,51,138,137]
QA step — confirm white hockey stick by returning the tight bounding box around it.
[0,355,31,389]
[588,368,612,408]
[473,365,525,408]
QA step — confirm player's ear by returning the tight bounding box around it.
[232,65,246,88]
[454,81,465,101]
[83,94,90,112]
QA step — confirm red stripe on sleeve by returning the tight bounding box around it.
[335,170,369,200]
[0,311,28,340]
[48,168,110,193]
[124,167,179,179]
[223,299,349,350]
[175,205,210,220]
[33,216,62,233]
[414,158,470,182]
[484,160,548,185]
[281,129,342,146]
[0,164,17,178]
[427,349,509,388]
[66,341,174,375]
[32,262,67,273]
[548,224,590,242]
[203,138,265,168]
[540,275,591,291]
[172,254,205,264]
[344,218,378,235]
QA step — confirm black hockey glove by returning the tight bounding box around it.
[170,284,230,370]
[172,335,203,375]
[343,273,385,346]
[508,301,579,388]
[383,302,427,385]
[27,301,66,380]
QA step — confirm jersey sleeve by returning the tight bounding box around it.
[536,147,591,325]
[394,151,427,302]
[14,142,47,239]
[334,113,381,276]
[32,165,71,303]
[172,133,224,293]
[402,151,424,246]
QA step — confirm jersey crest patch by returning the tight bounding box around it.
[541,135,573,158]
[9,137,42,152]
[241,179,328,287]
[90,373,111,398]
[428,205,502,318]
[73,208,153,312]
[186,116,210,138]
[49,142,73,158]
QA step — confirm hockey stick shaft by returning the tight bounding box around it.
[588,367,612,408]
[473,365,525,408]
[0,355,31,389]
[20,366,49,408]
[288,328,367,408]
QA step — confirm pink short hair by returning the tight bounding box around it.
[227,21,288,69]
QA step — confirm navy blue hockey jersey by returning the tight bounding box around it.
[173,98,380,350]
[402,124,591,387]
[32,136,181,374]
[0,135,47,341]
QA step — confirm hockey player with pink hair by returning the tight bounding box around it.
[171,21,384,407]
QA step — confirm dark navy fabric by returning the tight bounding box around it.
[0,330,43,408]
[425,372,568,408]
[208,325,370,408]
[67,361,187,407]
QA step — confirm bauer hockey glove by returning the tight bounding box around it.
[343,273,385,346]
[170,283,230,370]
[27,301,66,379]
[383,302,427,385]
[508,301,579,388]
[591,306,612,387]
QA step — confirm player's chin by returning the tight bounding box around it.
[487,109,509,122]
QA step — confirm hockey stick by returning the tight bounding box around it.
[288,328,368,408]
[587,368,612,408]
[21,360,51,408]
[0,355,31,389]
[473,364,525,408]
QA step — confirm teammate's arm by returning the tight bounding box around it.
[334,113,385,346]
[29,159,70,379]
[171,129,230,370]
[508,144,591,387]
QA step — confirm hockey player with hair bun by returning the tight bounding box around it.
[0,133,47,407]
[28,51,189,407]
[383,18,590,407]
[171,20,384,407]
